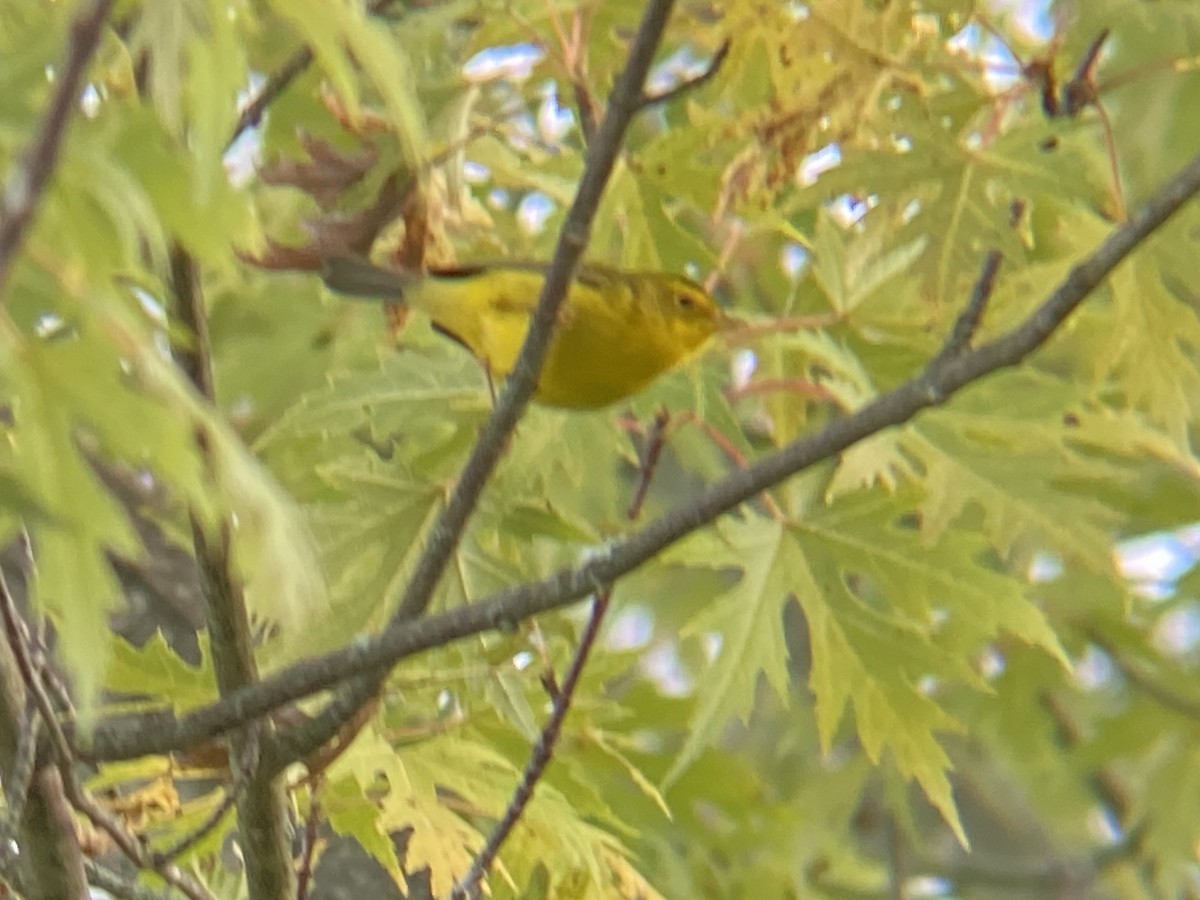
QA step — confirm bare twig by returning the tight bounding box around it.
[1062,29,1112,117]
[394,0,681,625]
[227,0,403,150]
[0,566,87,899]
[65,778,216,900]
[931,250,1004,367]
[152,788,236,864]
[635,39,730,110]
[169,245,214,398]
[538,1,599,143]
[626,408,672,520]
[1040,693,1131,822]
[1088,631,1200,722]
[724,377,840,405]
[189,509,294,899]
[229,48,315,150]
[0,0,115,297]
[670,411,786,520]
[171,227,293,898]
[4,563,206,897]
[454,388,663,895]
[25,766,89,899]
[451,590,612,899]
[0,565,75,771]
[295,784,323,900]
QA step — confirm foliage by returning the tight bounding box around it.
[2,0,1200,898]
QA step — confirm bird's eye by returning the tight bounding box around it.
[676,293,697,311]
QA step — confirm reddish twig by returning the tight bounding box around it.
[451,590,612,899]
[725,378,840,405]
[626,407,672,520]
[296,783,323,900]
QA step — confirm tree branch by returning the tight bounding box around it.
[452,590,611,899]
[393,0,681,626]
[259,0,685,775]
[226,0,404,150]
[931,250,1003,366]
[172,237,294,899]
[0,0,115,297]
[78,147,1200,764]
[0,555,88,900]
[635,39,730,110]
[1088,630,1200,722]
[1,559,211,899]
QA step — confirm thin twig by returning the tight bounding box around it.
[0,565,75,768]
[2,571,211,900]
[538,0,598,143]
[25,765,90,897]
[66,781,216,900]
[1089,631,1200,722]
[455,398,669,894]
[451,590,612,899]
[0,563,87,897]
[724,377,840,405]
[169,244,214,398]
[932,250,1004,366]
[635,39,730,110]
[296,784,323,900]
[7,567,216,900]
[229,49,315,150]
[152,788,237,864]
[190,517,294,898]
[81,148,1200,767]
[1039,692,1131,822]
[226,0,403,151]
[0,0,116,297]
[173,201,294,893]
[671,411,786,520]
[626,408,672,520]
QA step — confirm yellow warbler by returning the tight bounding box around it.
[322,257,728,409]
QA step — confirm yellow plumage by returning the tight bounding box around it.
[322,257,727,409]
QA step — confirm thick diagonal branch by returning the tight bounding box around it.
[79,147,1200,764]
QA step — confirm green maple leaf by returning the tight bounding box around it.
[665,482,1068,843]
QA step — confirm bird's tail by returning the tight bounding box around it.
[322,256,413,300]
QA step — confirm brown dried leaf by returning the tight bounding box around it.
[241,172,408,272]
[257,132,379,208]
